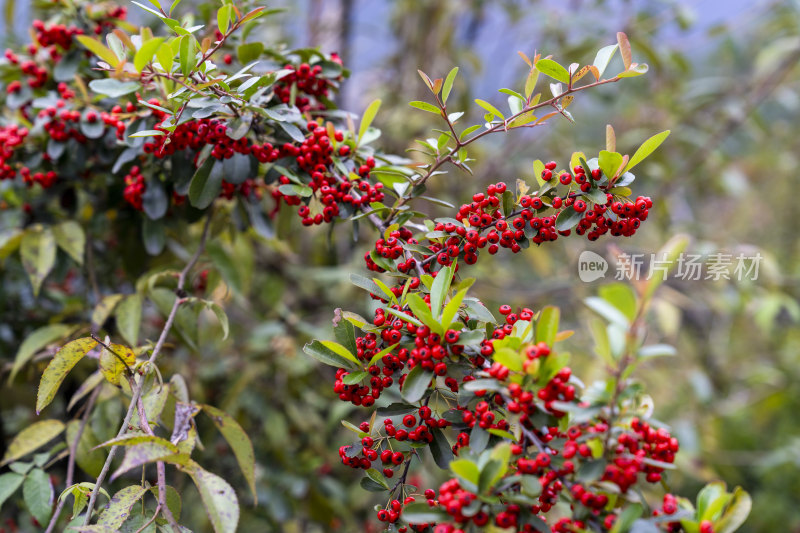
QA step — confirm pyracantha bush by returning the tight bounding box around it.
[0,0,750,532]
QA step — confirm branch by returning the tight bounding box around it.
[83,212,213,525]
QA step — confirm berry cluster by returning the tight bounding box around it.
[603,416,679,489]
[0,125,29,181]
[274,59,339,114]
[32,20,83,51]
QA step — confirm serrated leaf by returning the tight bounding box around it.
[9,324,73,382]
[202,405,256,504]
[97,485,147,528]
[1,420,65,466]
[98,343,135,386]
[37,338,97,414]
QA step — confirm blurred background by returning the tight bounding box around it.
[2,0,799,531]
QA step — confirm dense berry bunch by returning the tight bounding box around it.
[274,56,342,113]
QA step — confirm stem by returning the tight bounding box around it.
[44,386,101,533]
[83,212,213,525]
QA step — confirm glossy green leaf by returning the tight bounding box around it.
[76,36,119,66]
[430,264,454,318]
[88,79,139,97]
[402,365,432,403]
[179,35,196,76]
[409,101,441,114]
[536,306,560,346]
[134,37,164,72]
[450,458,480,485]
[400,502,449,524]
[358,99,382,145]
[535,58,570,84]
[156,42,174,72]
[442,66,459,103]
[625,130,670,172]
[189,157,223,209]
[598,150,624,180]
[474,99,504,119]
[303,340,359,369]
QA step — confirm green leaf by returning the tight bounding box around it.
[88,79,140,98]
[189,158,223,209]
[598,150,624,180]
[716,487,751,533]
[134,37,164,72]
[156,42,174,73]
[98,343,135,386]
[474,99,504,119]
[402,365,432,403]
[179,460,239,533]
[303,340,359,369]
[20,227,56,297]
[536,306,560,346]
[97,435,182,479]
[638,344,677,359]
[23,468,52,525]
[358,99,382,145]
[442,66,459,103]
[644,234,689,300]
[349,273,388,299]
[97,485,147,528]
[217,5,233,34]
[334,316,358,357]
[697,482,729,522]
[0,472,24,510]
[115,294,143,347]
[430,264,454,318]
[365,468,390,490]
[52,221,85,265]
[493,348,522,373]
[441,288,468,329]
[1,420,65,466]
[408,101,441,114]
[66,420,105,478]
[576,458,607,482]
[535,58,570,84]
[237,42,264,65]
[625,130,670,172]
[9,324,73,382]
[179,35,197,77]
[618,63,649,77]
[400,502,449,524]
[593,44,619,78]
[610,503,644,533]
[584,297,630,328]
[202,405,257,503]
[76,36,120,66]
[450,459,480,485]
[429,427,453,469]
[598,283,637,322]
[555,206,582,231]
[37,338,97,414]
[206,302,229,340]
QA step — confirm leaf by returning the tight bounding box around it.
[638,344,677,359]
[67,371,104,412]
[716,487,751,533]
[402,365,432,403]
[98,343,135,386]
[156,42,174,72]
[88,79,139,98]
[9,324,73,382]
[21,227,56,297]
[66,420,105,478]
[430,264,454,318]
[441,288,468,329]
[349,273,388,299]
[598,150,624,180]
[303,340,359,369]
[442,66,459,103]
[92,294,124,331]
[179,461,239,533]
[598,283,637,321]
[98,485,148,528]
[450,459,480,486]
[535,58,570,84]
[115,294,143,346]
[217,5,233,34]
[365,468,390,490]
[236,42,264,65]
[97,435,181,479]
[37,338,97,414]
[1,420,65,466]
[400,502,449,524]
[179,35,197,77]
[23,468,52,525]
[319,341,360,365]
[207,302,229,340]
[610,503,644,533]
[474,99,504,119]
[584,297,630,327]
[189,157,223,209]
[617,32,632,70]
[134,37,164,72]
[76,36,120,66]
[536,306,560,346]
[0,472,24,510]
[577,458,607,482]
[593,44,619,78]
[606,124,616,152]
[408,101,441,114]
[202,405,256,503]
[358,99,382,145]
[555,206,582,231]
[625,130,670,172]
[53,221,85,265]
[618,63,649,77]
[429,427,453,469]
[644,234,689,299]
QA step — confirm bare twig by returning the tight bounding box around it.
[83,212,213,525]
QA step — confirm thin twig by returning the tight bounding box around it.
[44,386,101,533]
[83,212,213,525]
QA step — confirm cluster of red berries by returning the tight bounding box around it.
[366,226,418,273]
[0,125,29,181]
[272,121,384,227]
[274,57,341,113]
[5,56,50,90]
[123,166,145,210]
[32,20,83,51]
[603,416,678,491]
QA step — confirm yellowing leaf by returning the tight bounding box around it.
[1,419,65,466]
[98,485,148,528]
[9,324,74,382]
[202,405,256,503]
[99,343,135,386]
[20,226,56,297]
[76,35,120,67]
[357,99,381,145]
[37,337,97,414]
[179,460,239,533]
[52,221,85,265]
